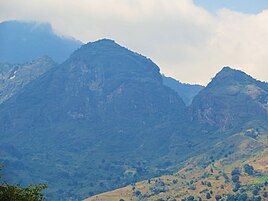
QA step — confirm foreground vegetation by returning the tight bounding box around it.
[0,165,47,201]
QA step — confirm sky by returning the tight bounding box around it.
[194,0,268,14]
[0,0,268,85]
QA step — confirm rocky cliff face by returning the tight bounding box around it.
[190,67,268,131]
[0,56,56,104]
[0,39,188,200]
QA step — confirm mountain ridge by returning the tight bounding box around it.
[190,66,268,131]
[0,39,191,200]
[162,75,204,105]
[0,36,267,200]
[0,56,56,104]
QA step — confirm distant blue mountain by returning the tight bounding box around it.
[162,75,204,105]
[0,56,56,104]
[0,20,83,63]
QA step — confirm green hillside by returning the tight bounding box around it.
[86,130,268,201]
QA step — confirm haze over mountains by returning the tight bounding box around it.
[0,21,82,63]
[162,76,204,106]
[0,21,267,200]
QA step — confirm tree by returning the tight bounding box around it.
[231,174,240,183]
[232,182,241,192]
[185,196,195,201]
[231,168,240,176]
[226,193,248,201]
[206,192,211,199]
[252,186,260,196]
[215,195,221,201]
[0,164,47,201]
[243,164,254,175]
[0,184,47,201]
[134,190,141,197]
[207,182,212,187]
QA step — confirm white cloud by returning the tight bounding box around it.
[0,0,267,85]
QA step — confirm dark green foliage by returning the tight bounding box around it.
[150,179,168,195]
[172,179,178,184]
[0,184,47,201]
[232,175,240,183]
[243,164,255,176]
[252,186,260,195]
[225,191,268,201]
[215,194,221,201]
[189,185,196,190]
[231,168,241,176]
[182,196,196,201]
[231,168,241,187]
[223,173,230,183]
[0,165,47,201]
[134,190,141,197]
[206,192,211,199]
[232,182,241,192]
[252,196,261,201]
[226,193,248,201]
[207,182,212,187]
[155,199,165,201]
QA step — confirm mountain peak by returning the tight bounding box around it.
[94,38,116,44]
[217,66,245,77]
[208,66,255,88]
[82,38,120,49]
[67,38,162,85]
[191,66,268,130]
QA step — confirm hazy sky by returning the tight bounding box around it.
[0,0,268,85]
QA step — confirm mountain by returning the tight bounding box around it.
[0,35,267,200]
[162,76,204,105]
[0,39,193,200]
[85,67,268,201]
[190,67,268,132]
[0,56,56,104]
[0,20,83,63]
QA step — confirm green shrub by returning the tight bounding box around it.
[0,184,47,201]
[243,164,255,176]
